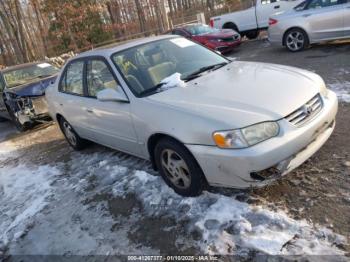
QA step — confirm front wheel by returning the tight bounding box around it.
[284,29,309,52]
[58,117,88,150]
[154,138,207,196]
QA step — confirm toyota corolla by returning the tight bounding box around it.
[46,35,338,196]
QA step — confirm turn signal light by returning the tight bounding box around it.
[269,18,278,26]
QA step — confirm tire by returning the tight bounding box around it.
[223,23,239,33]
[58,117,88,150]
[154,138,207,196]
[284,28,309,52]
[245,30,259,40]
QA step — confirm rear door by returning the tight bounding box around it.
[83,57,140,156]
[56,59,92,138]
[303,0,345,41]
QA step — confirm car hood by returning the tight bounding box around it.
[200,29,236,39]
[6,75,57,97]
[148,61,322,128]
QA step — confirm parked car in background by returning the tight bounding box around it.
[0,62,59,131]
[46,35,338,197]
[169,23,241,53]
[268,0,350,51]
[210,0,302,39]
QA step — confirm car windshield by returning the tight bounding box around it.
[184,24,220,35]
[3,63,59,88]
[112,38,228,97]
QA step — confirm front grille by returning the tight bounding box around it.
[220,35,239,42]
[285,94,323,127]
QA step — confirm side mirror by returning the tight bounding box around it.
[97,87,128,103]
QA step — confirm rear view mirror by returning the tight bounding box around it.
[97,87,128,103]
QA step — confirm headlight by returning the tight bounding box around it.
[213,121,280,149]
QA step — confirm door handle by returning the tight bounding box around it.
[274,5,280,9]
[59,103,63,106]
[346,6,350,8]
[86,109,94,113]
[303,13,312,17]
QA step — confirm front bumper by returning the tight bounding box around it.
[186,91,338,189]
[15,96,50,124]
[207,39,241,53]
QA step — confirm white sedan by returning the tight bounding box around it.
[46,35,338,196]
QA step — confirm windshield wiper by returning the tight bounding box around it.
[139,82,166,97]
[182,62,228,82]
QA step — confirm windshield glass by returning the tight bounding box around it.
[184,24,219,35]
[3,63,59,88]
[112,38,228,96]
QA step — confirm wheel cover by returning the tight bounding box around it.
[160,149,191,189]
[63,121,77,146]
[286,31,304,51]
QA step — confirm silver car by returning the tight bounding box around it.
[268,0,350,51]
[46,35,338,196]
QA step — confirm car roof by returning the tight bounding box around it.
[74,35,179,60]
[0,61,52,73]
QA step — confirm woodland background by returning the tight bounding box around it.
[0,0,249,66]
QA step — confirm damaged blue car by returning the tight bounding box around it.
[0,62,59,131]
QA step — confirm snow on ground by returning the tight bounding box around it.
[0,127,348,258]
[328,81,350,103]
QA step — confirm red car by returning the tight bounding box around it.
[170,23,241,53]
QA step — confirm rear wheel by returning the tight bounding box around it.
[58,117,88,150]
[154,138,207,196]
[284,28,309,52]
[223,22,239,33]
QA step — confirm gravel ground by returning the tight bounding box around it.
[0,39,349,259]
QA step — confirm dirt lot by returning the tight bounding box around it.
[0,39,349,260]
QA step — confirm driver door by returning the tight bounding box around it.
[83,57,140,156]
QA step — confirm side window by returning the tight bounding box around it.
[86,59,118,97]
[307,0,342,8]
[60,61,84,95]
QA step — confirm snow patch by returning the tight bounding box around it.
[0,164,59,246]
[328,81,350,103]
[160,72,186,90]
[108,169,346,256]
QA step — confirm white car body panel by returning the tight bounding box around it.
[344,2,350,36]
[46,35,338,189]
